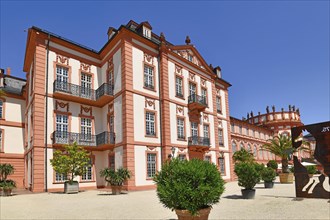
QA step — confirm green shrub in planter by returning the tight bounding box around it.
[153,158,225,216]
[232,148,254,163]
[234,162,261,190]
[261,167,276,182]
[100,167,131,186]
[267,160,278,170]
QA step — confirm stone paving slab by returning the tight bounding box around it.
[1,178,329,220]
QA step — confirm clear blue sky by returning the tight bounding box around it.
[1,1,329,125]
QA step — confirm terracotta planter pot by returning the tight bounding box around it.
[279,173,294,184]
[1,188,12,196]
[241,189,256,199]
[264,181,274,188]
[175,207,211,220]
[111,185,122,195]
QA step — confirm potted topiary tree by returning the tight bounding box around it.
[50,142,91,194]
[260,167,276,188]
[267,160,278,171]
[306,165,317,178]
[100,167,131,195]
[153,158,225,220]
[234,162,261,199]
[0,163,16,196]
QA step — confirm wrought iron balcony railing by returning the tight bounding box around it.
[96,131,116,146]
[53,80,113,100]
[53,131,115,146]
[188,94,207,106]
[188,136,210,147]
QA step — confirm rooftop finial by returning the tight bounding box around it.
[160,32,166,42]
[266,106,270,113]
[185,36,191,45]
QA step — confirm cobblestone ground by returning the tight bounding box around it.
[1,178,329,220]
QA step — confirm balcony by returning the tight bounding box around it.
[188,136,210,148]
[188,94,207,112]
[53,80,113,107]
[52,131,115,150]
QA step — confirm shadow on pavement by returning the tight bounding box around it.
[222,194,242,199]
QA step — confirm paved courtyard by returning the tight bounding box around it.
[1,178,329,220]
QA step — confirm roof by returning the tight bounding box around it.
[0,74,26,95]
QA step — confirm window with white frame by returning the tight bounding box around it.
[253,145,257,157]
[0,130,2,151]
[187,54,193,62]
[82,158,92,181]
[175,76,183,97]
[146,112,155,136]
[231,123,235,133]
[239,126,242,134]
[178,154,186,161]
[81,73,92,98]
[56,114,68,141]
[191,122,198,137]
[189,83,196,96]
[81,118,92,140]
[240,143,244,151]
[216,96,221,113]
[56,65,69,91]
[204,155,211,163]
[0,100,3,118]
[147,153,156,178]
[259,150,263,160]
[246,127,249,136]
[177,118,185,139]
[219,157,225,175]
[218,129,224,146]
[144,65,154,89]
[201,88,207,104]
[55,172,67,182]
[203,124,209,138]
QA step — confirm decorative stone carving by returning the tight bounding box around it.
[80,62,91,72]
[55,100,69,112]
[108,104,114,113]
[145,98,155,110]
[201,78,206,87]
[175,65,183,75]
[56,54,69,65]
[108,58,113,69]
[176,105,184,115]
[80,105,92,116]
[144,53,154,65]
[189,72,195,81]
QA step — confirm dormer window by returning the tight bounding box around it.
[143,27,151,39]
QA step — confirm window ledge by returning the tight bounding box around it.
[143,86,156,92]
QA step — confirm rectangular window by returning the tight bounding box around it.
[178,154,186,161]
[55,172,67,183]
[239,126,242,134]
[81,73,92,98]
[0,100,3,118]
[82,158,92,181]
[147,153,157,178]
[201,88,207,104]
[231,123,235,133]
[216,96,221,113]
[144,65,154,89]
[177,118,185,140]
[0,130,2,152]
[175,76,183,98]
[219,157,225,175]
[56,114,68,140]
[109,154,115,171]
[188,54,193,62]
[81,118,92,141]
[146,112,156,136]
[203,124,209,138]
[246,128,249,136]
[204,155,211,163]
[189,83,196,96]
[218,129,224,146]
[56,65,69,91]
[191,122,198,137]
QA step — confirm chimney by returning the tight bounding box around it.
[6,67,11,76]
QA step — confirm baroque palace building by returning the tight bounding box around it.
[0,20,309,192]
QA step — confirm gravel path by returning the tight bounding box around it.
[1,178,329,220]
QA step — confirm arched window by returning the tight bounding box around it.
[258,149,263,160]
[247,144,252,153]
[253,145,257,157]
[240,143,244,151]
[232,141,237,153]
